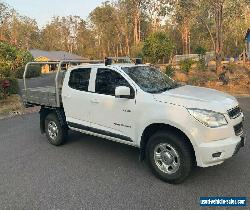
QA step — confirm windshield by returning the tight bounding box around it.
[122,66,179,93]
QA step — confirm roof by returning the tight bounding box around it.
[29,49,87,61]
[245,28,250,40]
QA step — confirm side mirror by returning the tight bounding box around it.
[115,86,131,99]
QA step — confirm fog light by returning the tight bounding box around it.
[212,152,222,158]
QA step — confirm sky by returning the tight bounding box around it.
[4,0,104,28]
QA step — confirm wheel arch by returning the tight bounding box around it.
[139,123,196,164]
[39,106,68,134]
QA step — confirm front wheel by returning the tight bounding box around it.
[146,131,194,184]
[45,113,67,146]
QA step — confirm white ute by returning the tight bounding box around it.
[22,58,246,184]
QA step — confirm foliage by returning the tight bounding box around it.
[130,44,143,58]
[195,46,206,57]
[0,41,16,77]
[142,31,174,63]
[14,49,34,78]
[188,75,216,86]
[165,65,175,77]
[0,41,33,78]
[0,61,11,77]
[0,3,40,50]
[188,76,201,86]
[15,65,41,79]
[167,0,197,55]
[225,63,238,74]
[195,46,207,71]
[0,77,19,97]
[197,58,207,71]
[179,59,194,74]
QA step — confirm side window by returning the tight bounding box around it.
[68,68,91,91]
[95,68,132,96]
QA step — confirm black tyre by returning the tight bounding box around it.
[45,113,67,146]
[146,130,194,184]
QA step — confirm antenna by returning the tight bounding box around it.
[105,57,132,66]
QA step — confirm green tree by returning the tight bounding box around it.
[195,46,206,58]
[194,0,250,73]
[142,31,174,63]
[1,0,250,64]
[0,41,33,78]
[179,58,194,74]
[40,16,70,51]
[0,2,40,49]
[167,0,197,54]
[75,19,96,58]
[195,46,207,71]
[89,2,118,57]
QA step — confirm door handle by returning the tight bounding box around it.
[91,99,100,104]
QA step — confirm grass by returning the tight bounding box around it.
[0,94,24,115]
[0,94,40,118]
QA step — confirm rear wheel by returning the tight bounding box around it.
[146,130,194,184]
[45,113,67,146]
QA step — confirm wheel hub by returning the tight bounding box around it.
[162,151,174,165]
[153,143,180,174]
[48,121,58,140]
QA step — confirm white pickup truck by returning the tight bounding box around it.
[22,58,246,184]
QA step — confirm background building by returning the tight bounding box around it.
[29,49,87,73]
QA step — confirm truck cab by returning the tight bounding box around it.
[23,59,246,184]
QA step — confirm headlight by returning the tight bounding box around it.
[187,108,228,128]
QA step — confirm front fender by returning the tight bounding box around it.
[137,103,197,147]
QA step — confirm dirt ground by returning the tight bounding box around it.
[0,95,39,119]
[172,63,250,96]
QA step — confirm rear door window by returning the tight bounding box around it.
[68,68,91,91]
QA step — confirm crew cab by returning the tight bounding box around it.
[22,58,246,184]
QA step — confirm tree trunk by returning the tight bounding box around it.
[119,42,123,56]
[116,46,119,57]
[188,32,191,54]
[243,48,246,63]
[202,18,216,50]
[115,29,124,56]
[114,7,130,56]
[107,41,110,56]
[0,26,3,41]
[125,35,130,56]
[98,35,102,58]
[215,2,223,74]
[138,10,141,43]
[133,1,140,46]
[182,24,189,54]
[134,12,138,46]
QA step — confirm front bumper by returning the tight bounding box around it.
[195,134,246,167]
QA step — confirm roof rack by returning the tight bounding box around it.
[104,57,143,66]
[23,58,143,106]
[23,60,103,107]
[105,57,131,66]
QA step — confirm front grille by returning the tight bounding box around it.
[228,106,241,119]
[234,122,244,136]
